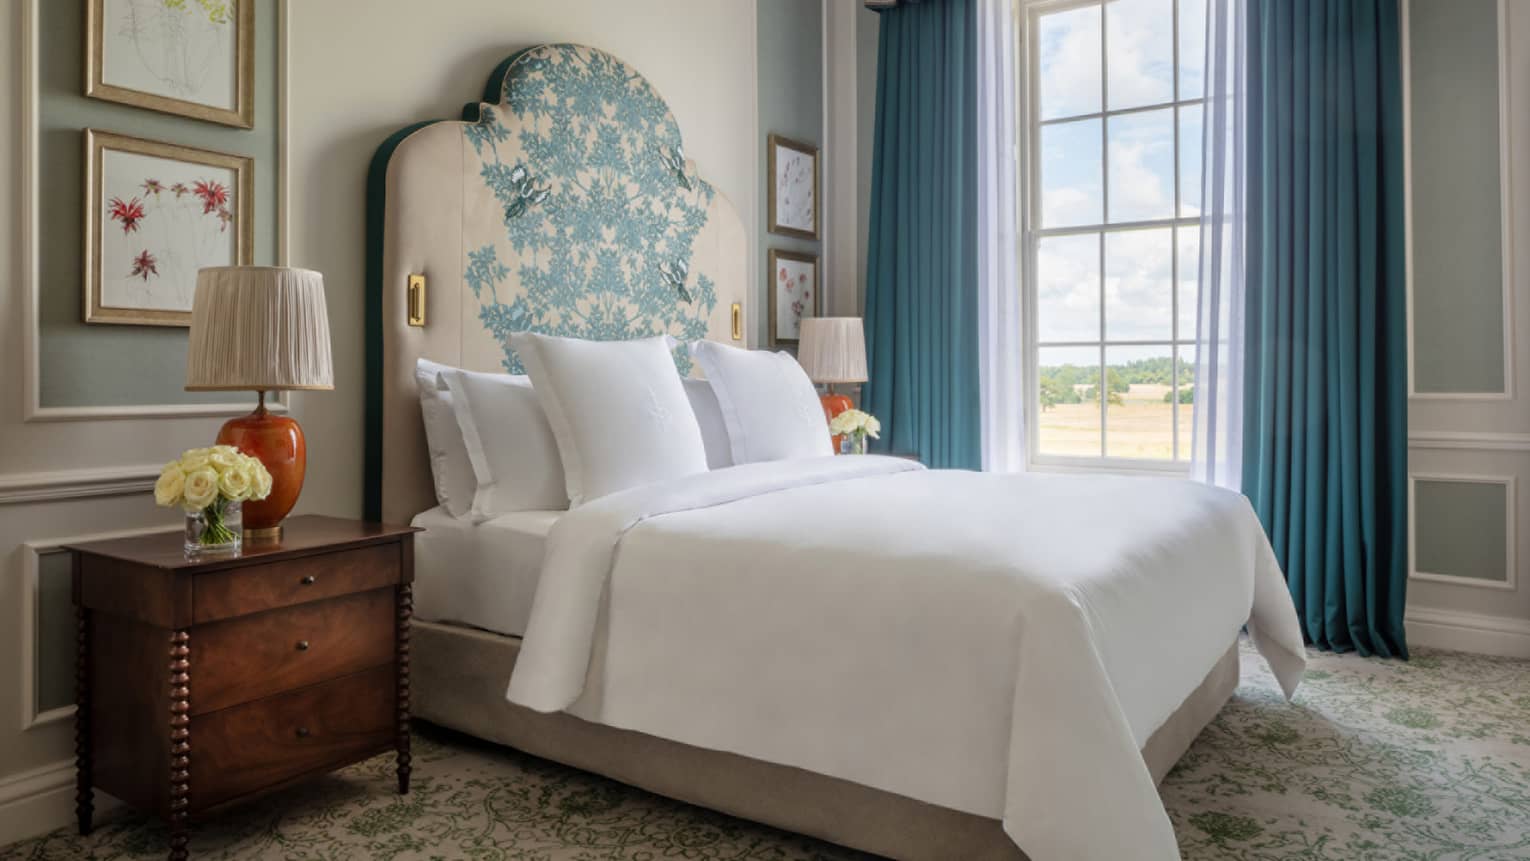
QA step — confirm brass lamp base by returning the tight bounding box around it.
[243,525,283,542]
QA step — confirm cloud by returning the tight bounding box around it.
[1104,0,1175,110]
[1104,228,1173,340]
[1038,234,1100,341]
[1038,6,1102,120]
[1107,113,1175,222]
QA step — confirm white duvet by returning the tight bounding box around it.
[508,456,1306,860]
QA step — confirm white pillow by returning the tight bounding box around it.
[440,366,569,519]
[414,360,477,519]
[683,378,734,470]
[511,333,708,506]
[689,340,833,464]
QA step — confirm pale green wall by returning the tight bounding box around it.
[757,0,822,345]
[1409,0,1504,394]
[1415,479,1510,583]
[38,0,280,408]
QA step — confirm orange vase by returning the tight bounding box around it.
[820,391,853,453]
[216,393,306,538]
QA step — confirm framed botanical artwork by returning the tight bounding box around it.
[768,134,819,239]
[768,249,819,346]
[84,129,253,326]
[86,0,254,128]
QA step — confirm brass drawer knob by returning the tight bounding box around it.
[296,727,310,739]
[296,640,310,651]
[300,575,316,585]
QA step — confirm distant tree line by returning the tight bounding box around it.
[1038,355,1195,410]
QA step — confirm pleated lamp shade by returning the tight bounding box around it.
[797,317,868,384]
[185,267,334,391]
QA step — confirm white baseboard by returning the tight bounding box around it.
[1407,607,1530,659]
[0,759,117,846]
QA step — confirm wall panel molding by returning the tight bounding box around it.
[19,526,178,733]
[1408,472,1517,591]
[1408,430,1530,452]
[1403,0,1515,400]
[17,0,292,422]
[0,464,161,506]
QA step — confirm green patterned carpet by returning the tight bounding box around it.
[4,642,1527,860]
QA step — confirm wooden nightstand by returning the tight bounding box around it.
[67,515,420,861]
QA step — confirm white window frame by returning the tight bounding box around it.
[1019,0,1202,475]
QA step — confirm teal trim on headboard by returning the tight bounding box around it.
[364,46,542,522]
[365,120,442,523]
[478,48,538,106]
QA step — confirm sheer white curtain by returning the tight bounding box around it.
[977,0,1024,472]
[1190,0,1248,489]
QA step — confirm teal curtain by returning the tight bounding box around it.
[862,0,980,470]
[1244,0,1409,657]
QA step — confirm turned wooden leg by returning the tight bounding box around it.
[75,606,93,836]
[168,630,191,861]
[395,584,412,795]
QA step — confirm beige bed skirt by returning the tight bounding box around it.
[412,620,1240,861]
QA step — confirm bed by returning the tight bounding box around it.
[365,43,1306,861]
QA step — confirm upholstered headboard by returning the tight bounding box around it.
[364,43,748,523]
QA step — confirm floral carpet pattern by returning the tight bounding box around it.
[3,642,1526,860]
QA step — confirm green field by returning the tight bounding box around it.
[1036,383,1193,461]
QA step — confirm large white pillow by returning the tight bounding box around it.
[511,333,708,506]
[683,378,734,470]
[440,366,569,519]
[414,359,477,519]
[689,340,833,464]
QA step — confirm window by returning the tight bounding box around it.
[1025,0,1206,468]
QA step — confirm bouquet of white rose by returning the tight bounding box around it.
[828,408,881,454]
[155,445,273,550]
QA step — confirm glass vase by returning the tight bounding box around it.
[840,434,867,455]
[185,499,242,557]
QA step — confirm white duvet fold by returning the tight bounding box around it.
[507,456,1305,861]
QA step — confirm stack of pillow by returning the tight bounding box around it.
[415,334,834,521]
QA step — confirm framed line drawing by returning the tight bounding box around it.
[86,0,255,128]
[768,248,819,346]
[84,129,253,326]
[767,133,819,239]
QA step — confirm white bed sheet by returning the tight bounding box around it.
[506,456,1306,861]
[410,505,561,637]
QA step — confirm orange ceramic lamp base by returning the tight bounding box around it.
[216,392,306,539]
[820,391,853,452]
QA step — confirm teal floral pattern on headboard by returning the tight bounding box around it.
[461,45,718,374]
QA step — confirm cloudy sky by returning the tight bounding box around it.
[1034,0,1207,365]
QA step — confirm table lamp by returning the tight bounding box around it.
[797,317,868,448]
[185,267,333,539]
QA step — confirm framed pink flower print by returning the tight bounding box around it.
[767,134,819,240]
[84,129,252,326]
[768,248,819,346]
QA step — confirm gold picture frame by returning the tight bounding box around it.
[86,0,255,128]
[767,133,820,240]
[767,248,820,346]
[84,129,254,326]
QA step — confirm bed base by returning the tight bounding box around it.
[411,620,1240,861]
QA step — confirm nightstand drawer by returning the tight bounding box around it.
[192,665,395,811]
[194,543,400,623]
[193,589,396,715]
